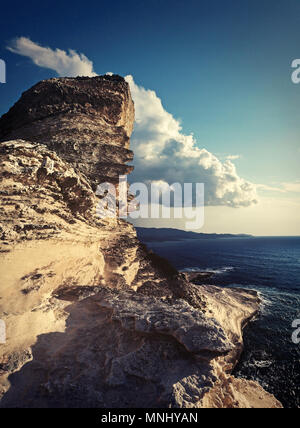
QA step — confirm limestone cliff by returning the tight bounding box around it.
[0,76,282,408]
[0,75,134,189]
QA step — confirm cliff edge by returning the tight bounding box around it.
[0,75,282,408]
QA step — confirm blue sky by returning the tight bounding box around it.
[0,0,299,234]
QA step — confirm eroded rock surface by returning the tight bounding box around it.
[0,75,282,408]
[0,75,134,189]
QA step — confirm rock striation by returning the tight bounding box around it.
[0,75,134,189]
[0,75,282,408]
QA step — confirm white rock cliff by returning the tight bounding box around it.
[0,75,282,408]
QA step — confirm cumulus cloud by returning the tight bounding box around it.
[125,75,258,208]
[7,37,97,77]
[7,38,258,208]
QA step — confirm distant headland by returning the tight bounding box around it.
[137,227,253,242]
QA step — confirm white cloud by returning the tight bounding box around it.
[125,75,258,208]
[257,184,286,193]
[257,182,300,194]
[7,37,97,77]
[282,182,300,193]
[226,155,241,161]
[6,38,259,208]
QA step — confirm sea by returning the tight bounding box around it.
[142,236,300,408]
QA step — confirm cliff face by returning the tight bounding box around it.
[0,76,282,408]
[0,75,134,189]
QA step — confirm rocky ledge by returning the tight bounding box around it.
[0,75,282,408]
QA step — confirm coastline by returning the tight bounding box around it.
[0,76,283,409]
[183,272,282,407]
[142,236,300,408]
[197,285,282,408]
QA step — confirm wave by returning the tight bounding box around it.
[247,360,274,369]
[181,266,235,275]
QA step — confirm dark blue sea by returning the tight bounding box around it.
[143,236,300,408]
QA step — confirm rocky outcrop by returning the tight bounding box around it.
[0,75,134,189]
[0,76,282,408]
